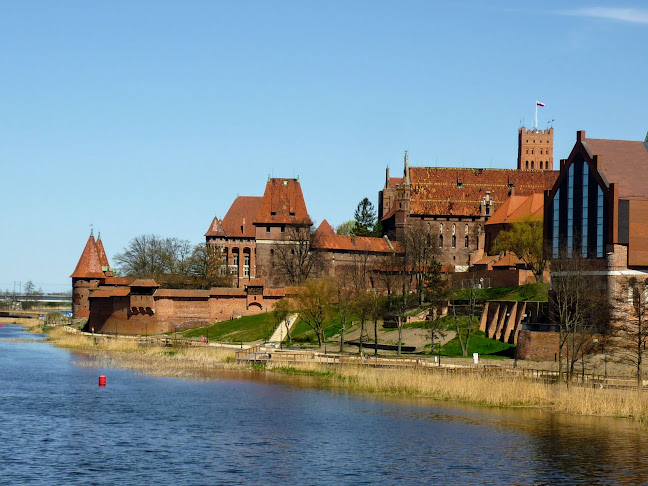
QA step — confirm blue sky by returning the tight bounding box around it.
[1,1,647,293]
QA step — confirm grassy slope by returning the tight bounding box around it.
[181,313,277,342]
[452,282,548,302]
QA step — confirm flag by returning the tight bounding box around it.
[536,101,545,107]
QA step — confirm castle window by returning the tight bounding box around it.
[526,161,529,170]
[452,224,456,248]
[526,149,528,154]
[540,149,543,155]
[531,161,534,170]
[457,181,463,188]
[531,149,534,155]
[439,224,444,248]
[464,224,469,248]
[271,211,277,216]
[539,161,543,170]
[266,226,271,233]
[281,225,285,233]
[290,212,295,217]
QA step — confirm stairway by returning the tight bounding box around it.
[268,313,299,344]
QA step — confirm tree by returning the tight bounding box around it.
[271,227,322,285]
[114,234,193,281]
[292,278,336,347]
[402,221,441,305]
[550,256,610,384]
[272,297,294,345]
[451,281,479,357]
[613,277,648,390]
[336,268,354,353]
[425,272,451,358]
[369,291,387,356]
[187,243,231,289]
[352,198,377,237]
[493,216,546,282]
[335,220,355,236]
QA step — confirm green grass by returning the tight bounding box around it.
[452,282,548,302]
[441,330,514,357]
[181,312,277,343]
[291,314,352,343]
[403,314,477,330]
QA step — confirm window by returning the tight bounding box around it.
[567,164,574,257]
[597,185,604,257]
[526,161,529,170]
[281,225,285,233]
[233,254,239,267]
[452,224,456,248]
[439,224,444,248]
[532,149,534,155]
[531,161,534,170]
[464,224,469,248]
[539,161,543,170]
[266,226,271,233]
[271,211,277,216]
[244,255,250,277]
[540,149,543,155]
[526,149,529,154]
[582,163,589,256]
[553,189,560,258]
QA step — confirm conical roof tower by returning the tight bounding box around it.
[95,233,110,269]
[70,233,105,279]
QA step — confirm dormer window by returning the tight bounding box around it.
[271,211,277,216]
[290,212,295,217]
[457,181,463,188]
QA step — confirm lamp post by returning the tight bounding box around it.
[240,328,243,349]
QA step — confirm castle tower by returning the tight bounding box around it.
[517,127,553,171]
[70,232,106,318]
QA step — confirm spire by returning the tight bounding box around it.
[70,234,106,279]
[385,165,390,188]
[404,150,410,184]
[95,234,110,269]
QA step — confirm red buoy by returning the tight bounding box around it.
[98,376,107,386]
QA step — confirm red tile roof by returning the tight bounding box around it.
[583,138,648,198]
[408,167,558,217]
[103,277,134,286]
[492,252,525,268]
[204,217,226,237]
[90,287,131,298]
[244,279,265,287]
[213,196,263,238]
[316,219,336,236]
[254,178,311,225]
[312,228,402,254]
[209,287,246,296]
[263,288,285,297]
[486,193,544,226]
[154,289,210,298]
[95,236,110,269]
[70,234,106,279]
[389,177,403,188]
[129,279,160,287]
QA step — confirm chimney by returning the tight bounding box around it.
[404,150,410,184]
[577,130,586,143]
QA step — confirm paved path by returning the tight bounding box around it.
[268,313,299,344]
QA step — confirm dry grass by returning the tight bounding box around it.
[46,327,239,377]
[267,362,648,423]
[3,317,44,331]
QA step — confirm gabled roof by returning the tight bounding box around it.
[486,193,544,226]
[214,196,263,238]
[582,137,648,199]
[388,177,403,188]
[312,230,402,254]
[408,167,558,217]
[316,219,335,236]
[492,252,525,268]
[70,234,106,279]
[95,236,110,268]
[204,217,226,237]
[254,178,311,225]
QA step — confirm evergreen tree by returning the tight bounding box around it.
[352,198,377,237]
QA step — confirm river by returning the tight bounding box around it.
[1,323,647,485]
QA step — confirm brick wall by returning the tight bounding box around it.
[517,330,559,361]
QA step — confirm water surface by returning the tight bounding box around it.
[1,324,646,485]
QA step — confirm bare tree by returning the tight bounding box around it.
[292,278,336,347]
[114,234,193,280]
[187,243,231,289]
[451,280,478,357]
[336,268,354,353]
[271,227,322,285]
[550,255,611,384]
[613,276,648,389]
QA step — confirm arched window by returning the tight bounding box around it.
[439,224,444,248]
[452,224,456,248]
[531,161,534,170]
[464,224,469,248]
[526,161,529,170]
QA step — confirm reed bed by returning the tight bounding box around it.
[46,327,240,377]
[267,362,648,423]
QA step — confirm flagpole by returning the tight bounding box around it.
[535,100,538,131]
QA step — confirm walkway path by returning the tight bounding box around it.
[268,313,299,344]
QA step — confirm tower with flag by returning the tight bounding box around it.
[518,100,553,171]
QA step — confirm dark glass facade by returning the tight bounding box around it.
[548,156,608,259]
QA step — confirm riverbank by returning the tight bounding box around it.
[11,320,648,424]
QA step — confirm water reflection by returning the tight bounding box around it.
[1,323,647,485]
